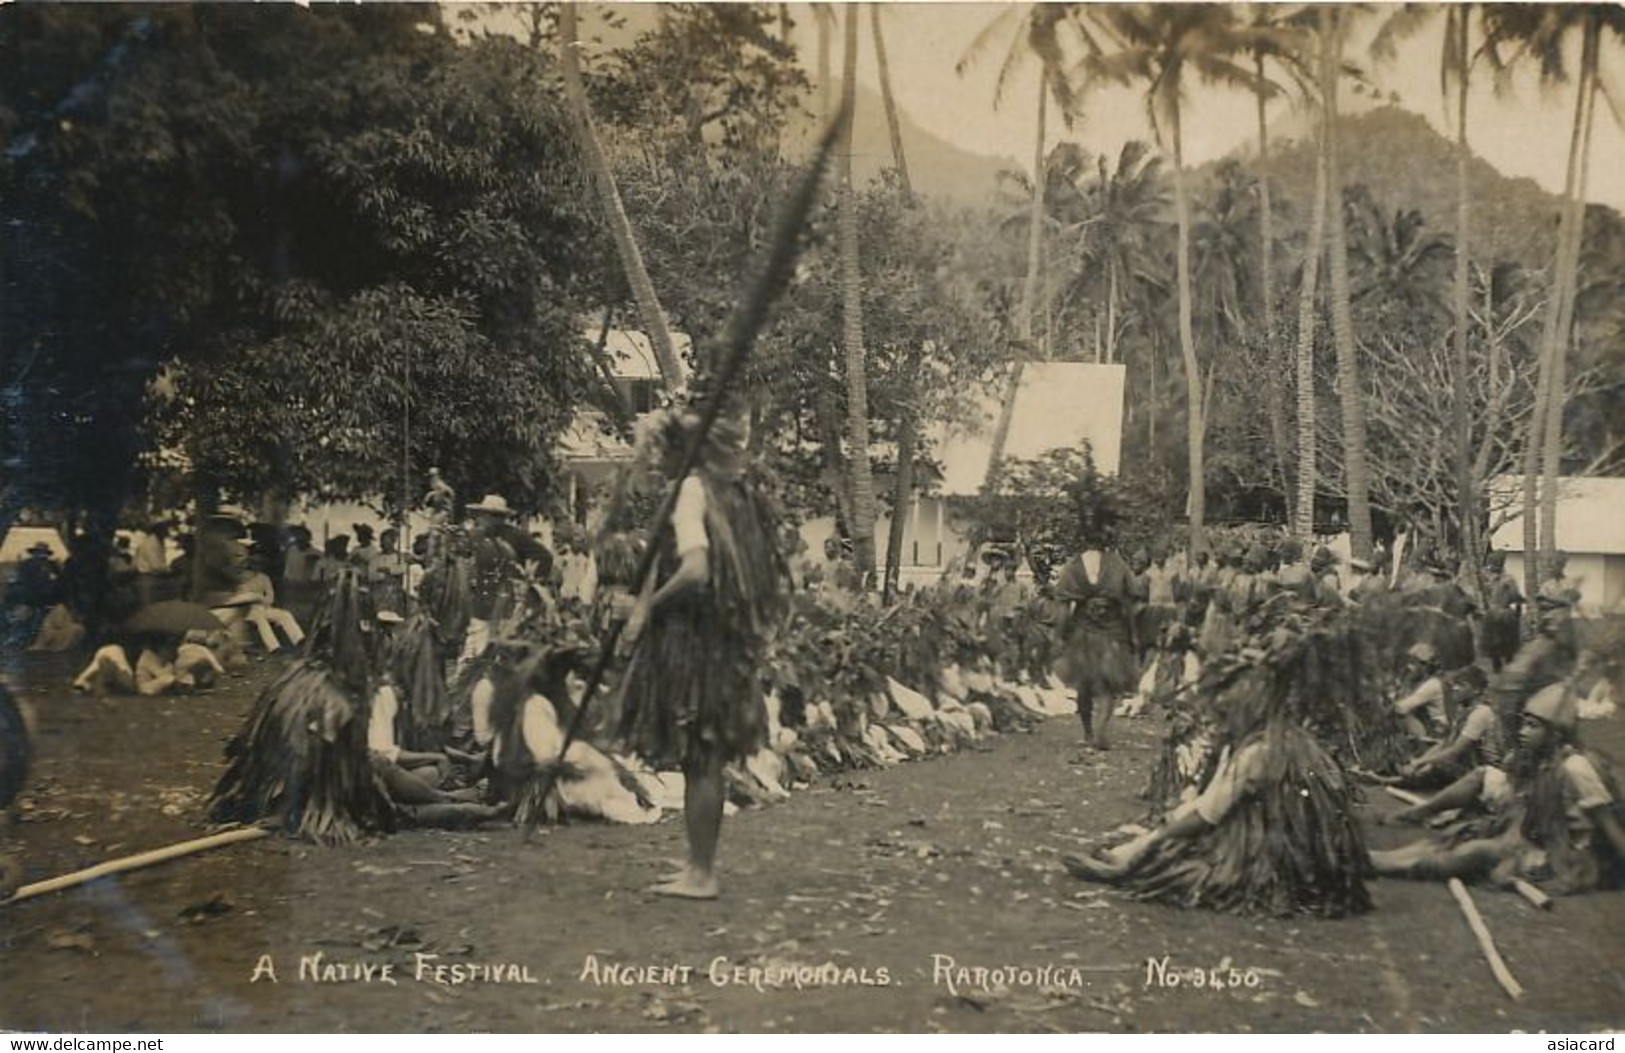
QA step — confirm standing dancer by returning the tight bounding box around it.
[618,404,788,899]
[1052,493,1136,751]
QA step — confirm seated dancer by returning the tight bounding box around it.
[1374,683,1625,894]
[484,638,658,827]
[1,682,31,897]
[210,571,496,842]
[1488,594,1577,726]
[617,402,788,898]
[1392,642,1449,741]
[1065,627,1372,918]
[1393,666,1499,788]
[1051,490,1136,751]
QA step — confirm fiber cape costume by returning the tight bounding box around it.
[616,414,789,771]
[1050,550,1137,699]
[209,572,395,844]
[1122,607,1377,917]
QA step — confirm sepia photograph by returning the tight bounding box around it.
[1,0,1622,1036]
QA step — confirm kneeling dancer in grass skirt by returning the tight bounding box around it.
[617,404,788,899]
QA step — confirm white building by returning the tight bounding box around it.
[1489,474,1625,615]
[801,362,1127,586]
[558,328,693,522]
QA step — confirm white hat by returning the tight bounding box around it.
[466,494,511,516]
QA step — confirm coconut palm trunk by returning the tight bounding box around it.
[873,3,917,602]
[1450,13,1476,569]
[1170,95,1206,555]
[839,6,878,583]
[1293,110,1329,542]
[883,399,917,604]
[558,4,683,390]
[1319,7,1374,561]
[1538,18,1601,577]
[1521,14,1596,607]
[1257,52,1293,528]
[985,75,1049,481]
[871,4,912,197]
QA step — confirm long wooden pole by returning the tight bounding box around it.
[4,826,269,906]
[1448,877,1525,1000]
[522,115,849,840]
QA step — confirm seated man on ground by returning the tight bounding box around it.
[1392,666,1498,789]
[1064,639,1371,918]
[1392,642,1449,741]
[1372,683,1625,895]
[72,633,223,696]
[365,627,482,811]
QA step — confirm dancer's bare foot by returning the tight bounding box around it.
[1062,851,1125,882]
[649,869,719,900]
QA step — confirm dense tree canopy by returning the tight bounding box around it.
[3,2,1621,571]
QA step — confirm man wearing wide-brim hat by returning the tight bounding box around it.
[466,494,513,518]
[456,494,518,676]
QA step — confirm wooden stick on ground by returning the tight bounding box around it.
[3,826,269,906]
[1447,877,1524,1000]
[1384,786,1427,807]
[1508,878,1553,911]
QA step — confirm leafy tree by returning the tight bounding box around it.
[2,6,600,529]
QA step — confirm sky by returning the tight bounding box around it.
[475,2,1623,211]
[776,3,1625,212]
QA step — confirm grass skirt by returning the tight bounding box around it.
[616,476,783,770]
[618,591,766,769]
[1124,726,1372,917]
[1054,625,1137,699]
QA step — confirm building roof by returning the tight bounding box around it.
[1488,475,1625,555]
[932,362,1126,497]
[558,408,634,465]
[585,328,693,382]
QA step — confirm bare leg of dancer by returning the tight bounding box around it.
[653,749,724,899]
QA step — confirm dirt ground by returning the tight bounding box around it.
[1,652,1622,1034]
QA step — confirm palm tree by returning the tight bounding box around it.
[558,4,684,390]
[873,3,917,602]
[1241,4,1312,528]
[958,5,1111,479]
[837,5,878,583]
[1292,105,1329,541]
[1067,140,1168,366]
[1083,4,1265,554]
[1372,3,1487,569]
[1343,188,1455,325]
[870,4,912,198]
[1486,5,1621,602]
[1317,4,1375,561]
